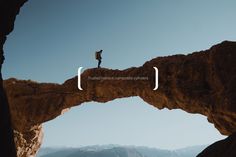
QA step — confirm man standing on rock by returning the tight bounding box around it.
[95,49,103,68]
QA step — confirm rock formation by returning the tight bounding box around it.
[1,1,236,157]
[2,41,236,157]
[0,0,28,156]
[197,132,236,157]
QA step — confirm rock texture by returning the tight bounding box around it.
[0,0,28,157]
[3,41,236,156]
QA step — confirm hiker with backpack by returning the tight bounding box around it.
[95,50,103,68]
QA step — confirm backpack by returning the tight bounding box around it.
[95,51,101,60]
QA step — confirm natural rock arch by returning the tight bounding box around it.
[3,41,236,156]
[1,1,236,156]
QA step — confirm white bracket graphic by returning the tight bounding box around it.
[153,67,159,90]
[78,67,83,90]
[78,67,158,91]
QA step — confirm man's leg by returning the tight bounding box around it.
[98,60,100,68]
[98,59,102,68]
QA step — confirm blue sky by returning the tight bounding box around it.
[3,0,236,149]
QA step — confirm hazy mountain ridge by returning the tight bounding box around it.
[37,145,207,157]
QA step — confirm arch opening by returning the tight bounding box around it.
[37,97,225,157]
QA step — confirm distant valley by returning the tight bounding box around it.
[37,145,207,157]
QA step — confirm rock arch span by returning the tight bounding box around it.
[3,41,236,156]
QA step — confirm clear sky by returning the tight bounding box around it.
[3,0,236,150]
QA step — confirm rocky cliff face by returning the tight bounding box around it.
[3,41,236,157]
[0,0,28,157]
[197,132,236,157]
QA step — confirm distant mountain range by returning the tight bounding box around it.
[37,145,207,157]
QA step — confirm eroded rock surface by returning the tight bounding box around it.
[3,41,236,156]
[0,0,28,156]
